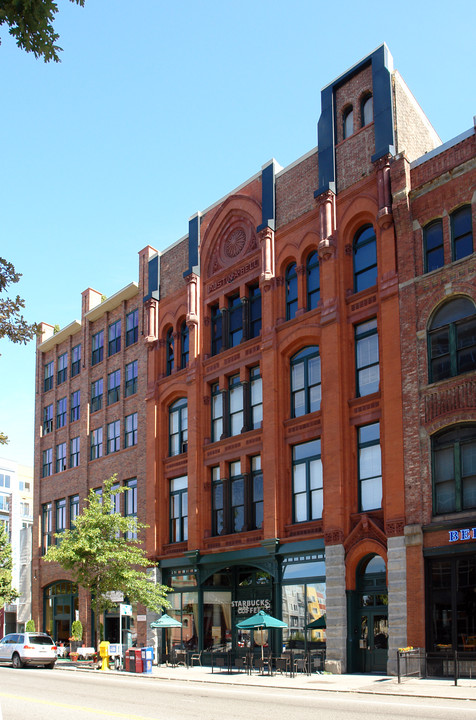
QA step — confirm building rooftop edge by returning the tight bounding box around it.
[410,126,475,170]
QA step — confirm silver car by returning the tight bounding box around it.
[0,632,57,668]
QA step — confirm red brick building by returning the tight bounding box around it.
[32,44,475,674]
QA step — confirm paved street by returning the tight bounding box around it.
[1,667,476,720]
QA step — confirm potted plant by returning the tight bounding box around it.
[69,620,83,653]
[25,619,35,632]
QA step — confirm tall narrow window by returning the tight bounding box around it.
[56,442,67,473]
[91,378,103,413]
[355,319,379,396]
[70,437,80,468]
[56,397,67,428]
[229,375,244,436]
[428,298,476,382]
[70,390,80,422]
[291,347,321,417]
[125,413,138,448]
[306,251,320,310]
[71,344,81,377]
[108,319,121,356]
[451,206,473,261]
[285,263,298,320]
[211,383,223,442]
[170,475,188,543]
[343,106,354,138]
[166,329,174,376]
[44,361,54,392]
[229,294,243,347]
[353,225,377,292]
[432,425,476,514]
[107,369,121,405]
[125,360,138,397]
[42,503,52,554]
[211,466,223,536]
[230,461,244,533]
[251,455,263,530]
[292,439,323,523]
[57,353,68,385]
[250,366,263,429]
[211,305,222,355]
[126,309,139,346]
[169,398,188,456]
[107,420,121,454]
[42,448,53,478]
[249,285,262,338]
[180,322,189,369]
[358,423,382,511]
[43,404,53,435]
[69,494,79,528]
[90,427,103,460]
[125,478,137,540]
[424,220,444,273]
[55,499,66,541]
[91,330,104,365]
[361,94,373,126]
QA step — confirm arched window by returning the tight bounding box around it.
[291,346,321,417]
[306,251,320,310]
[424,219,444,273]
[166,328,174,376]
[169,398,188,456]
[180,322,189,369]
[343,106,354,138]
[432,425,476,514]
[428,297,476,382]
[361,94,373,127]
[285,263,298,320]
[451,205,473,262]
[353,225,377,292]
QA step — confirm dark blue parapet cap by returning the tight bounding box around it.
[183,213,201,278]
[257,160,277,233]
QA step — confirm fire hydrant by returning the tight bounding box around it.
[99,641,110,671]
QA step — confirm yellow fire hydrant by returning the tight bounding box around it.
[99,641,110,671]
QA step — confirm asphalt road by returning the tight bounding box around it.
[1,667,475,720]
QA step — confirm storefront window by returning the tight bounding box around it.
[282,582,326,648]
[203,590,232,650]
[166,591,199,651]
[427,555,476,651]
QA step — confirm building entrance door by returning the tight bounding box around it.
[350,554,388,673]
[357,607,388,672]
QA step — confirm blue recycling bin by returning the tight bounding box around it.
[141,646,154,674]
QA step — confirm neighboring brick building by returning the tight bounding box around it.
[32,44,475,674]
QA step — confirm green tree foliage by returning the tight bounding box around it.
[0,0,85,63]
[0,521,19,605]
[44,477,170,645]
[25,618,36,632]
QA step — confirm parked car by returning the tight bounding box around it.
[0,632,57,669]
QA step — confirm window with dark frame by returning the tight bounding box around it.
[285,263,298,320]
[125,360,138,397]
[91,330,104,365]
[355,319,380,397]
[249,285,262,338]
[169,398,188,456]
[108,319,122,356]
[125,478,137,539]
[70,390,80,422]
[358,423,382,512]
[70,437,80,468]
[180,322,189,369]
[291,347,321,417]
[306,251,320,310]
[343,106,354,138]
[69,494,79,528]
[211,304,222,356]
[56,397,67,429]
[71,344,81,377]
[107,420,121,454]
[251,455,263,530]
[353,225,377,292]
[428,297,476,383]
[228,294,243,347]
[424,219,444,273]
[292,439,323,523]
[107,369,121,405]
[55,499,66,540]
[361,94,373,126]
[211,457,263,537]
[42,448,53,478]
[42,502,52,554]
[170,475,188,543]
[43,404,53,434]
[229,374,244,436]
[90,427,103,460]
[44,361,54,392]
[126,309,139,346]
[211,383,223,442]
[56,442,67,473]
[91,378,103,413]
[166,328,174,375]
[57,353,68,385]
[451,205,473,262]
[125,412,138,448]
[432,425,476,515]
[250,366,263,429]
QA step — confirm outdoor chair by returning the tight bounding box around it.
[190,651,202,666]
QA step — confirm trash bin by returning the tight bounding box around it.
[141,647,153,674]
[126,648,136,673]
[132,647,143,673]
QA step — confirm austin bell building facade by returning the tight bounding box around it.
[32,44,475,674]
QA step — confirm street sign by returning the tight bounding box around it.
[120,603,132,617]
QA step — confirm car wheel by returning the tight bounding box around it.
[12,653,24,669]
[45,662,56,669]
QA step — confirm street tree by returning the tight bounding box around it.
[0,257,39,444]
[0,0,85,63]
[0,521,19,605]
[44,477,170,645]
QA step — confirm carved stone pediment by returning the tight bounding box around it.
[344,514,387,554]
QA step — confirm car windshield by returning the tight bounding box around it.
[29,635,54,645]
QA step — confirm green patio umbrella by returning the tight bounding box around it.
[150,614,182,628]
[236,610,288,659]
[306,614,326,629]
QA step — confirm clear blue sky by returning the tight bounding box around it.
[1,0,475,467]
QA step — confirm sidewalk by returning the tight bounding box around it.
[56,658,476,702]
